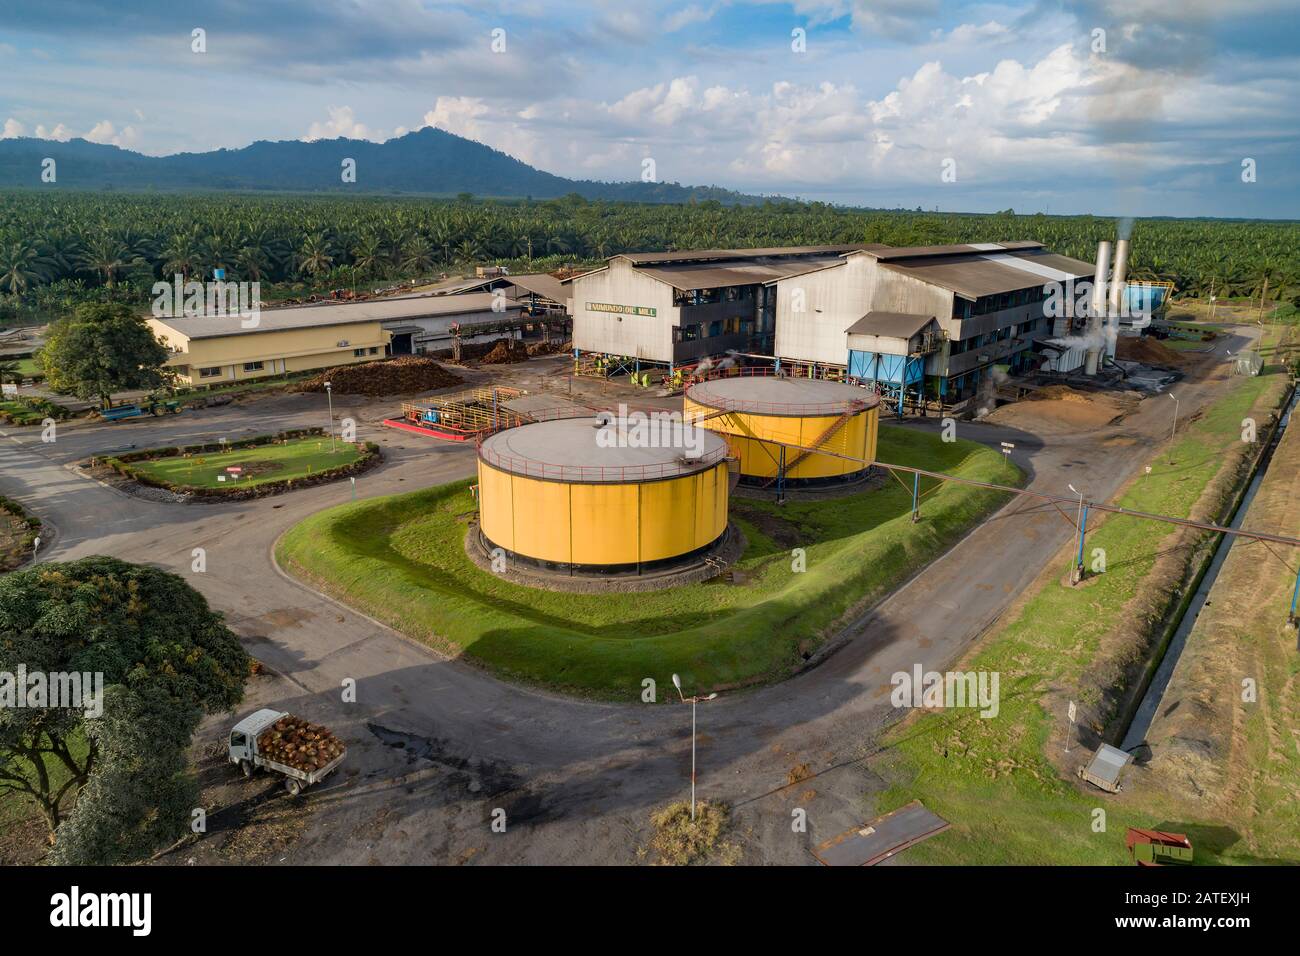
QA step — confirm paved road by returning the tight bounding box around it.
[0,334,1255,864]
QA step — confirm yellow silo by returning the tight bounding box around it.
[476,416,731,571]
[684,375,879,483]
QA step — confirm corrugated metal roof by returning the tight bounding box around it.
[864,241,1043,261]
[879,249,1096,300]
[637,255,850,290]
[845,311,937,338]
[154,291,521,339]
[507,273,568,302]
[617,244,881,265]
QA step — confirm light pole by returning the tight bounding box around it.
[1068,483,1085,582]
[671,673,717,822]
[324,381,336,454]
[1167,391,1179,446]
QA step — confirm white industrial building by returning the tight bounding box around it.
[565,242,1099,407]
[771,242,1099,404]
[564,246,869,373]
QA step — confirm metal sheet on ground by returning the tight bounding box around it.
[811,801,950,866]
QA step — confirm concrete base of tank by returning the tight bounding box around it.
[464,522,746,593]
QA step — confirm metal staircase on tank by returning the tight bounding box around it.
[760,401,866,488]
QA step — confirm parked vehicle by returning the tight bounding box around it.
[99,400,183,422]
[227,709,346,796]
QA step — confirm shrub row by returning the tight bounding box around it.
[0,494,42,566]
[0,396,72,426]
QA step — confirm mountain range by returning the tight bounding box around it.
[0,127,766,204]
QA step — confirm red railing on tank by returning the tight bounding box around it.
[685,368,880,418]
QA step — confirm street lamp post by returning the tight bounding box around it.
[1168,391,1179,448]
[324,381,336,454]
[1068,483,1085,583]
[671,673,717,822]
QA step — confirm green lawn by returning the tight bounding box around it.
[277,425,1018,698]
[872,354,1294,865]
[126,436,363,490]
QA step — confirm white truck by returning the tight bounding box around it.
[227,709,346,796]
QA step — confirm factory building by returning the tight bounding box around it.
[564,246,872,374]
[771,242,1098,406]
[375,292,525,355]
[148,308,392,386]
[564,242,1098,406]
[432,272,572,316]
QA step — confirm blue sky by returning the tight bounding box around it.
[1,0,1297,218]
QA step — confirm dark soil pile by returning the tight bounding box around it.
[291,357,463,396]
[1116,336,1186,367]
[257,715,345,773]
[527,339,572,356]
[480,338,531,364]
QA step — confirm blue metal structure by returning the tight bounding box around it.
[847,349,927,416]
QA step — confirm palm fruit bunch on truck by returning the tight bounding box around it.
[256,715,345,772]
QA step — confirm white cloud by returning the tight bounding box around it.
[33,123,71,141]
[664,3,721,33]
[420,96,545,165]
[2,118,26,138]
[304,105,385,142]
[85,119,139,147]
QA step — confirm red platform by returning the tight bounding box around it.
[381,417,474,442]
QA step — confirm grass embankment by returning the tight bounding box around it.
[873,339,1295,865]
[121,436,363,491]
[1139,394,1300,865]
[277,425,1017,698]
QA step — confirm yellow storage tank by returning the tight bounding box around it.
[477,416,731,571]
[684,375,880,483]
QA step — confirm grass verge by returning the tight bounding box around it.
[276,425,1018,698]
[872,343,1294,865]
[124,436,362,489]
[101,429,380,498]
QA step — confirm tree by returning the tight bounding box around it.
[0,239,52,296]
[39,302,172,409]
[0,556,249,863]
[76,235,139,288]
[0,360,20,385]
[295,231,335,277]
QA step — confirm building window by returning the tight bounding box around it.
[242,361,264,372]
[199,366,222,379]
[354,348,366,357]
[369,346,379,355]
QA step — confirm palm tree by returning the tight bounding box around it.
[0,360,20,385]
[0,240,52,295]
[401,237,436,275]
[234,245,271,282]
[295,232,335,277]
[160,230,202,281]
[351,235,385,278]
[77,235,138,288]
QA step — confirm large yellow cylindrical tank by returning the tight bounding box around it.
[477,416,730,569]
[685,376,879,482]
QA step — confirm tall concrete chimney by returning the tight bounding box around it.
[1108,239,1129,316]
[1085,240,1111,376]
[1106,239,1130,360]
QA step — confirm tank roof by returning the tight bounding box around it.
[687,375,881,417]
[479,416,729,483]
